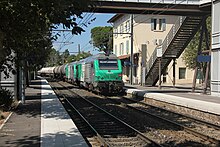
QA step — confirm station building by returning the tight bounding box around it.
[108,14,195,85]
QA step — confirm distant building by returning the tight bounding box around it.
[0,52,17,98]
[108,14,194,85]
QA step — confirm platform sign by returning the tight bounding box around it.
[197,55,211,62]
[157,47,162,57]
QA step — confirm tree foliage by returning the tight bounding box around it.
[46,48,61,67]
[182,17,211,70]
[46,48,91,66]
[0,0,90,77]
[91,26,113,54]
[74,51,92,61]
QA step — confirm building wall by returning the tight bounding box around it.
[211,0,220,96]
[165,52,194,84]
[112,14,194,85]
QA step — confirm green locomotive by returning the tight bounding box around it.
[66,53,124,94]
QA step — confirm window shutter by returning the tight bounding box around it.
[151,19,154,31]
[162,19,166,31]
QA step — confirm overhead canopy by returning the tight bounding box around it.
[118,53,139,60]
[118,54,130,60]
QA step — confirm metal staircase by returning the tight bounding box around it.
[145,16,204,86]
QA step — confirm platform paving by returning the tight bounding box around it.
[124,84,220,115]
[0,78,87,147]
[40,79,87,147]
[0,80,41,147]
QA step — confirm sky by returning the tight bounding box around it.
[52,13,115,55]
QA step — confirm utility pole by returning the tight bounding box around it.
[158,58,162,89]
[78,44,81,54]
[173,58,176,87]
[141,44,147,86]
[130,14,134,85]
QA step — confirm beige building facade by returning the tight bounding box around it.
[109,14,194,85]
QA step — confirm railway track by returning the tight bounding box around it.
[133,95,220,126]
[50,81,161,147]
[49,80,220,146]
[106,96,220,146]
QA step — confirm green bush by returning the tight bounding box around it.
[0,88,13,110]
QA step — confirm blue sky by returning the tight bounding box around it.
[53,13,114,55]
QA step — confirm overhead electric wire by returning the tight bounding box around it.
[81,41,92,51]
[56,5,97,53]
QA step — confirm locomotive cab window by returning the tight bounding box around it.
[99,59,118,70]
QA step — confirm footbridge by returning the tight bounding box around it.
[89,0,211,15]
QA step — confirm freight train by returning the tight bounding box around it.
[38,53,124,94]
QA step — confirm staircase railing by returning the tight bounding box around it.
[146,16,186,76]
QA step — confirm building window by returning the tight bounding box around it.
[125,20,130,32]
[151,18,166,31]
[120,43,124,55]
[159,19,163,30]
[114,28,118,38]
[114,45,117,55]
[120,24,123,35]
[179,68,186,79]
[126,40,129,54]
[153,19,157,30]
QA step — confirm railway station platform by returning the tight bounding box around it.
[0,77,87,147]
[124,84,220,115]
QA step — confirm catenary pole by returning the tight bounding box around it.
[130,14,134,85]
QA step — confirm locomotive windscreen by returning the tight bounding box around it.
[98,59,118,70]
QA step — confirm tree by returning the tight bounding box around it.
[66,54,77,63]
[91,26,113,54]
[0,0,90,77]
[75,51,92,61]
[46,49,91,66]
[46,48,61,67]
[182,17,211,70]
